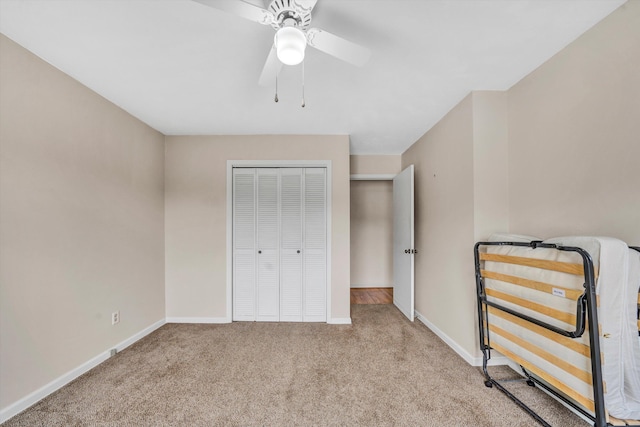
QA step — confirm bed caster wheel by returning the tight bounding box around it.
[484,380,493,388]
[526,379,535,387]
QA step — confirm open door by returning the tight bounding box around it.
[393,165,415,321]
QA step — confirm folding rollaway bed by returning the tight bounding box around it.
[475,235,640,427]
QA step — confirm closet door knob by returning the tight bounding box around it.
[297,250,301,254]
[258,250,262,254]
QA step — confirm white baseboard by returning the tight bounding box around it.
[166,317,231,324]
[414,310,507,367]
[166,317,351,324]
[0,319,165,424]
[328,317,352,325]
[115,319,166,352]
[350,174,396,181]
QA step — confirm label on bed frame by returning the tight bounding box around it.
[552,288,566,298]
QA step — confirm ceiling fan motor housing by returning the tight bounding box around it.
[267,0,312,30]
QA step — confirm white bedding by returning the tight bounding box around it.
[623,247,640,409]
[482,234,640,419]
[545,237,640,419]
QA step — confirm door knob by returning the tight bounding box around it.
[404,249,409,254]
[297,250,301,253]
[258,250,262,254]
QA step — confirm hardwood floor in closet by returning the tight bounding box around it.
[350,288,393,304]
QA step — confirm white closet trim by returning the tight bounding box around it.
[226,160,332,323]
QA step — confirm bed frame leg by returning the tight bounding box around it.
[490,377,553,427]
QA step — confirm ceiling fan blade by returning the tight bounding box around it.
[192,0,274,25]
[258,44,283,87]
[306,28,371,67]
[294,0,318,12]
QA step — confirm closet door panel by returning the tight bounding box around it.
[256,169,279,321]
[233,168,256,321]
[233,251,255,320]
[303,168,327,321]
[280,252,302,320]
[303,251,326,320]
[257,251,278,319]
[280,169,303,321]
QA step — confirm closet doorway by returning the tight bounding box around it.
[226,161,332,323]
[350,179,394,304]
[350,166,415,321]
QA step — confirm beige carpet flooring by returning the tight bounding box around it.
[4,305,587,426]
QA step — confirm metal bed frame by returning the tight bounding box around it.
[634,247,640,342]
[475,241,640,427]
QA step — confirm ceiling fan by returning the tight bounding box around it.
[193,0,371,86]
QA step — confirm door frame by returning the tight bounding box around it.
[226,160,332,322]
[349,171,415,321]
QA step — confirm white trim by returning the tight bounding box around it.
[226,161,234,323]
[350,284,393,289]
[114,319,165,351]
[328,317,352,325]
[227,160,332,323]
[414,310,508,367]
[350,174,396,181]
[0,319,165,424]
[325,163,332,323]
[166,317,231,324]
[231,160,332,167]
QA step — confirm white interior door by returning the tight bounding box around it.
[233,168,257,321]
[256,169,279,321]
[303,168,327,322]
[280,168,303,321]
[393,165,415,321]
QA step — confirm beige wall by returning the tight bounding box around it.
[350,180,394,287]
[350,155,401,175]
[508,1,640,244]
[473,91,509,242]
[401,94,479,359]
[0,35,165,410]
[164,135,351,321]
[400,91,508,361]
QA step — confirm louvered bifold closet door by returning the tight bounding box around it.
[233,168,256,321]
[256,169,280,321]
[303,168,327,322]
[280,168,303,321]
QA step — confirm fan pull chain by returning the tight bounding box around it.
[301,60,305,108]
[274,73,279,103]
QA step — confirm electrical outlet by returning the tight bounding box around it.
[111,311,120,325]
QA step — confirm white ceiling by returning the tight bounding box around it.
[0,0,625,154]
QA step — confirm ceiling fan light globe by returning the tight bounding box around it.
[275,27,306,66]
[278,48,305,66]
